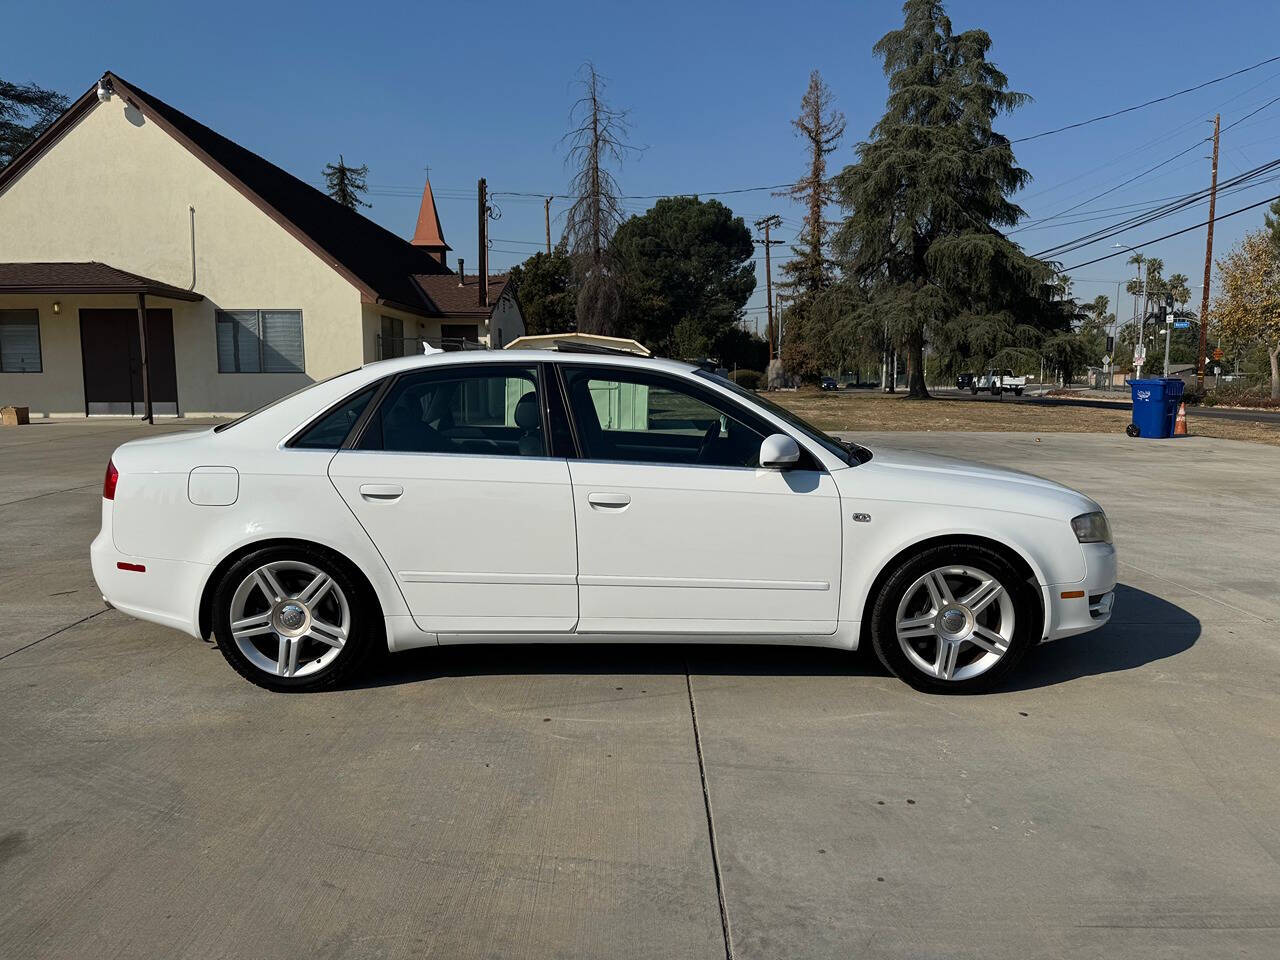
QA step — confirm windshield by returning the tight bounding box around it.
[213,368,362,433]
[694,370,868,465]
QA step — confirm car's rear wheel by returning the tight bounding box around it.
[869,544,1036,694]
[211,545,377,692]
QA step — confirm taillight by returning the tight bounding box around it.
[103,459,119,500]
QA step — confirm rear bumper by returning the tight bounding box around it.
[90,500,208,638]
[1042,542,1117,641]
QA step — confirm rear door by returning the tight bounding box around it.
[328,363,579,635]
[558,364,843,637]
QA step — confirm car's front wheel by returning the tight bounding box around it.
[211,545,378,691]
[869,544,1036,693]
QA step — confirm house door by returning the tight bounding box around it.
[80,309,179,415]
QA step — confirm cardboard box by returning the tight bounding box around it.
[1,405,30,426]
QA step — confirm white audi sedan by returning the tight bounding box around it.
[91,346,1116,694]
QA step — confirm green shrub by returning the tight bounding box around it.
[730,369,763,390]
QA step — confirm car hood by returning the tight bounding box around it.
[840,443,1100,521]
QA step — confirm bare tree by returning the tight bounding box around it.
[561,63,638,334]
[777,70,845,300]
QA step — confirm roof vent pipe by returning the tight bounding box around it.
[457,259,464,286]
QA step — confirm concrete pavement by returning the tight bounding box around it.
[1,420,1278,959]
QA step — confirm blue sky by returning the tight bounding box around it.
[7,0,1280,330]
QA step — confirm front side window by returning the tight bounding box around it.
[560,366,767,468]
[216,310,304,373]
[359,365,544,457]
[696,369,861,464]
[0,310,42,373]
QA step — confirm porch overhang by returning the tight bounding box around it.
[0,262,203,301]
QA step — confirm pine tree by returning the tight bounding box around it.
[1,78,70,168]
[777,71,845,300]
[322,154,370,210]
[831,0,1050,398]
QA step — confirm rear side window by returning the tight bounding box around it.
[291,385,377,449]
[357,365,545,457]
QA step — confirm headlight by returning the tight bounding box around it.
[1071,511,1111,544]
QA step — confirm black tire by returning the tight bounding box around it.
[211,544,380,692]
[868,543,1038,694]
[1126,423,1141,437]
[991,386,1001,396]
[969,386,978,395]
[1013,387,1023,397]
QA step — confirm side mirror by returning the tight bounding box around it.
[760,433,800,469]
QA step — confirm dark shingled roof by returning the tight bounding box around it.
[414,274,512,317]
[0,261,203,300]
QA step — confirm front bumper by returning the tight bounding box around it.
[1042,542,1117,641]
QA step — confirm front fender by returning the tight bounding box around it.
[839,498,1084,640]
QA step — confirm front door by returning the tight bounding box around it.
[79,309,179,415]
[328,362,579,635]
[558,365,843,637]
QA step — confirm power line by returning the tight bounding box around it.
[1010,53,1280,143]
[1011,135,1211,235]
[1060,191,1280,271]
[1034,155,1280,259]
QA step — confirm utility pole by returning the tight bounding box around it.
[477,177,489,307]
[544,196,552,254]
[754,215,783,364]
[1196,113,1220,388]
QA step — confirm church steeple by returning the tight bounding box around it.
[411,177,451,265]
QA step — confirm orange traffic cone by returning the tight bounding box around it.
[1174,401,1188,436]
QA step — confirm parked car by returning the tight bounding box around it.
[956,372,976,391]
[92,348,1115,695]
[819,376,838,391]
[973,369,1027,396]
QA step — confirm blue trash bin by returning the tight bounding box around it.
[1126,378,1184,438]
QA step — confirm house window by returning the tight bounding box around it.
[216,310,304,373]
[0,310,42,373]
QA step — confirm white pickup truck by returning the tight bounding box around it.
[971,369,1027,397]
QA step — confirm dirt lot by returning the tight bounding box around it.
[770,388,1280,446]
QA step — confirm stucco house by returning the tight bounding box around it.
[0,71,522,418]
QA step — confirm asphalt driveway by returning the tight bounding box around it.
[1,420,1278,959]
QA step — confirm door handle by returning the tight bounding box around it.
[587,492,631,509]
[359,483,404,502]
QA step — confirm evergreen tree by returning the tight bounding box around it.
[830,0,1052,398]
[611,196,756,357]
[322,154,370,210]
[508,247,577,336]
[1,78,70,168]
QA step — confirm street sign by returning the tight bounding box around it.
[1173,321,1191,329]
[1102,354,1112,366]
[1213,347,1224,360]
[1134,342,1147,365]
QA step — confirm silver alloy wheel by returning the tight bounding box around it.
[895,564,1015,682]
[228,560,350,679]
